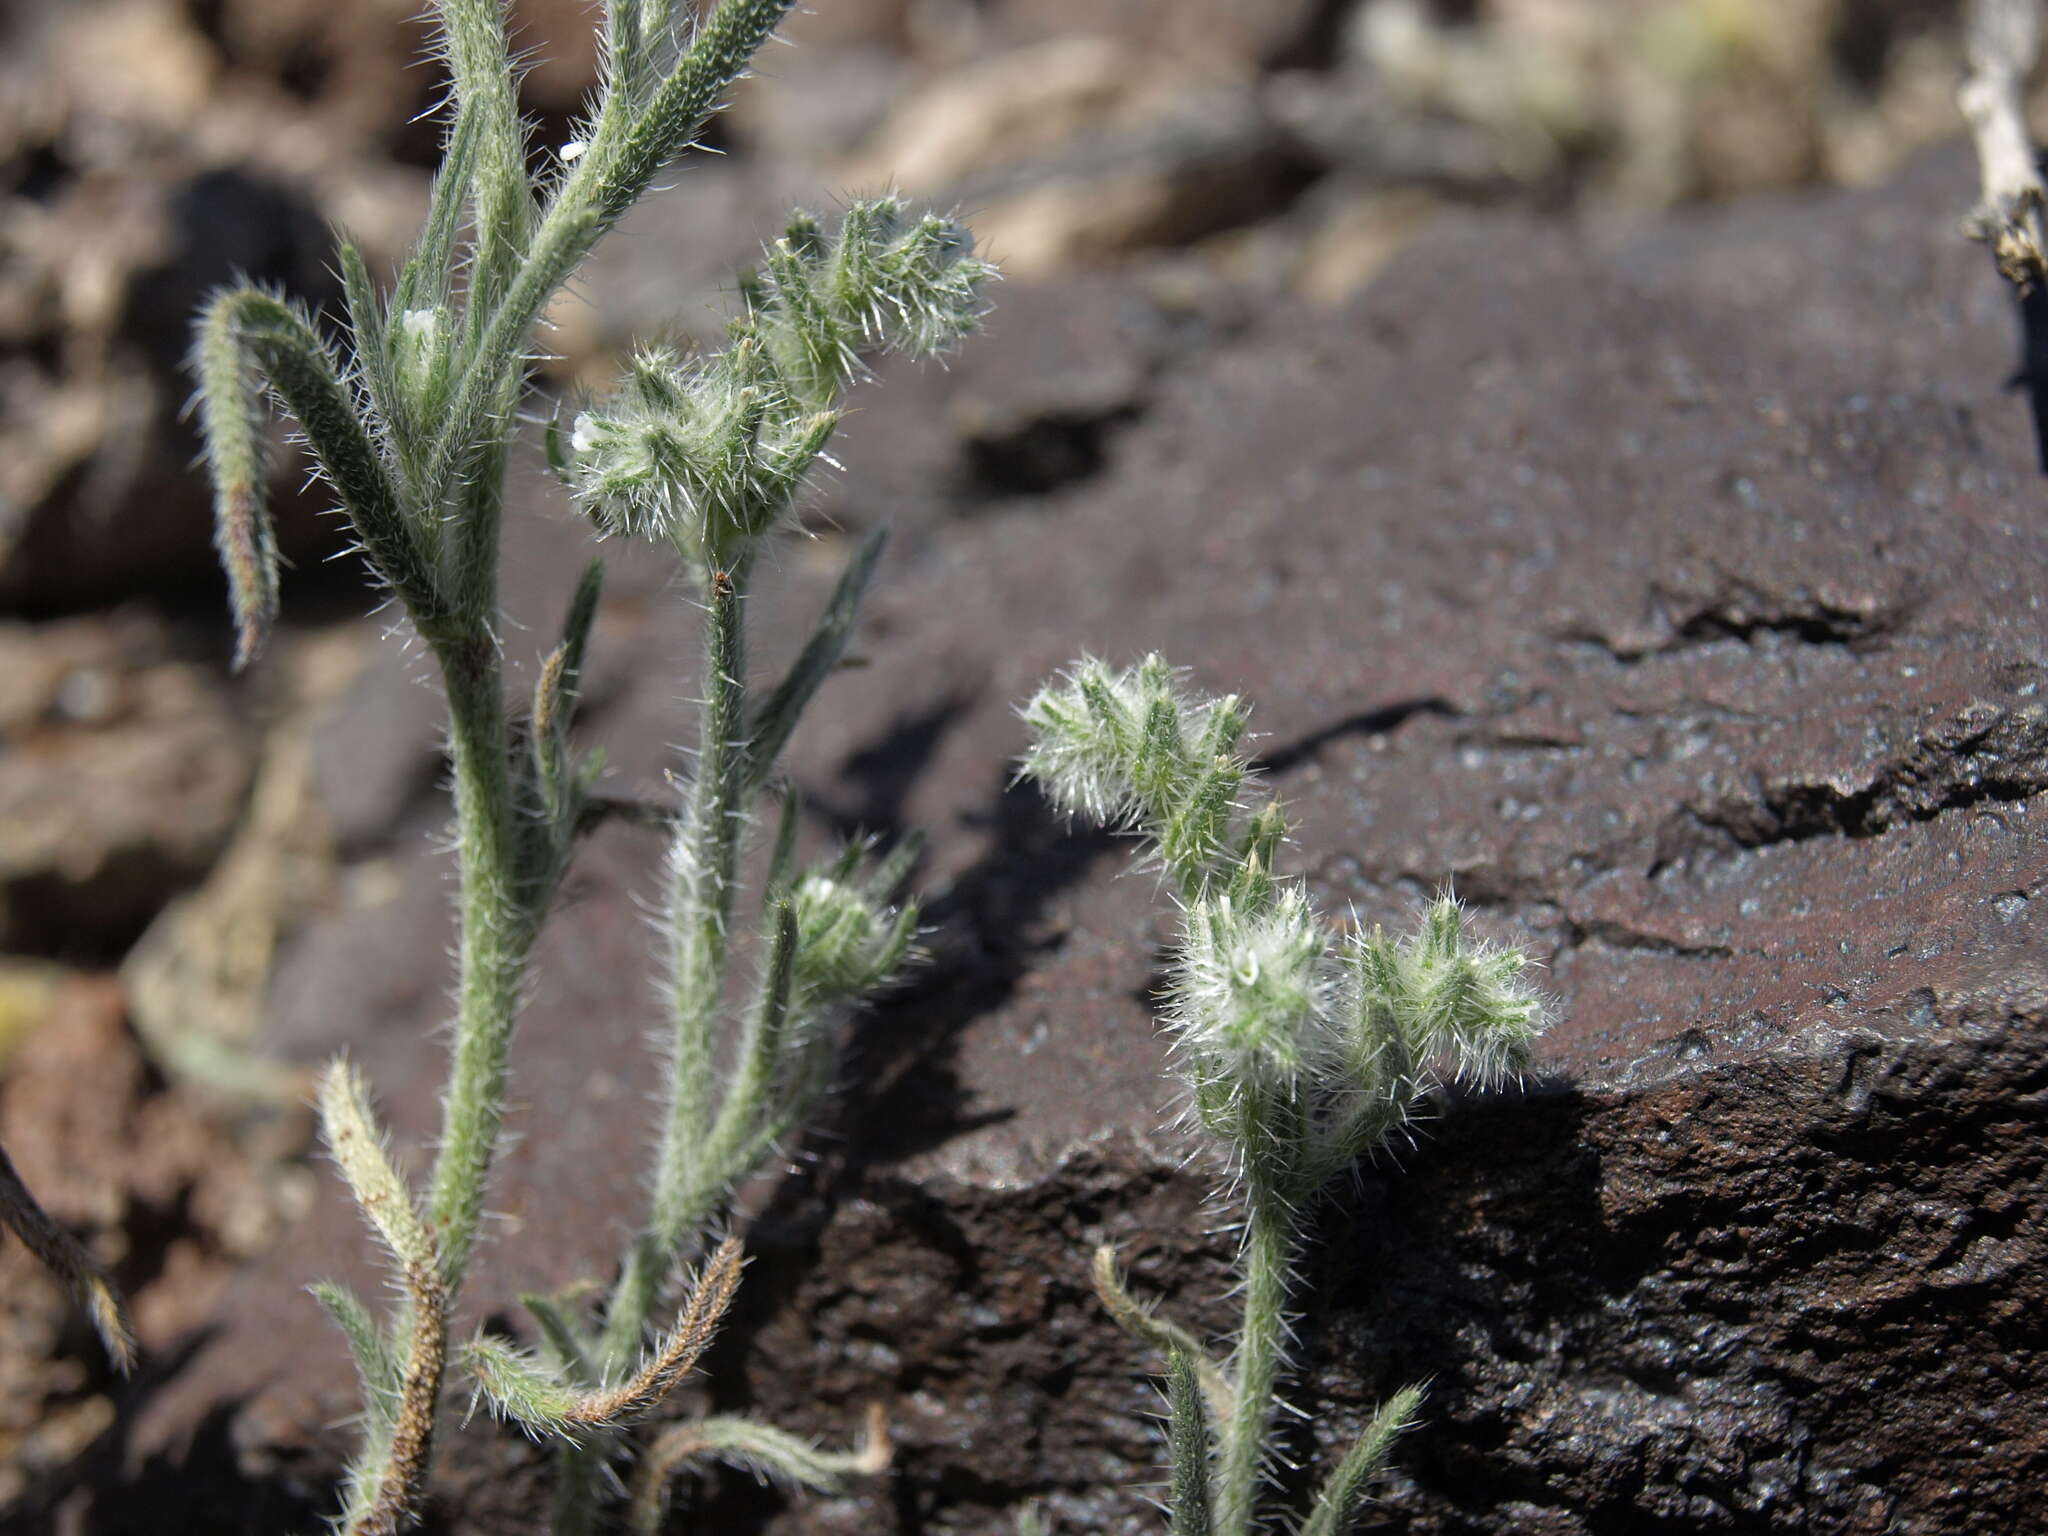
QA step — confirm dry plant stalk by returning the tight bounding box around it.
[0,1142,135,1375]
[1962,0,2048,289]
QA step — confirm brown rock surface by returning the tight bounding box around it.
[0,0,2017,625]
[0,611,257,959]
[62,146,2048,1534]
[0,976,300,1520]
[0,0,415,614]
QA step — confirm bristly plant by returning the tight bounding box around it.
[1019,655,1548,1536]
[190,2,993,1531]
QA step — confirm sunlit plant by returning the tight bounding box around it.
[1020,655,1548,1536]
[190,2,992,1530]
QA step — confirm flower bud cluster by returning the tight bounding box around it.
[748,199,995,410]
[1020,655,1549,1192]
[567,341,834,565]
[789,862,918,1008]
[1342,898,1545,1098]
[1019,654,1252,887]
[567,199,993,568]
[1171,886,1330,1113]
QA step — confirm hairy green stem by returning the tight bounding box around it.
[452,406,517,619]
[425,630,531,1284]
[559,566,751,1528]
[604,560,753,1365]
[1216,1174,1292,1536]
[697,897,799,1184]
[363,624,528,1528]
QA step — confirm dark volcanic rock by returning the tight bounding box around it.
[109,146,2048,1535]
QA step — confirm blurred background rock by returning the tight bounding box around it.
[0,0,2006,614]
[0,0,2033,1518]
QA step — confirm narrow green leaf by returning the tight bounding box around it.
[311,1280,400,1429]
[393,106,481,315]
[1298,1385,1425,1536]
[1089,1245,1234,1426]
[602,0,796,226]
[1166,1345,1214,1536]
[318,1057,438,1274]
[419,201,596,517]
[431,0,532,330]
[338,241,400,454]
[192,291,281,669]
[603,0,646,103]
[197,288,447,635]
[743,526,886,793]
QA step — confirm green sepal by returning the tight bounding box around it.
[544,411,575,484]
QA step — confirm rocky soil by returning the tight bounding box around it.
[3,3,2046,1535]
